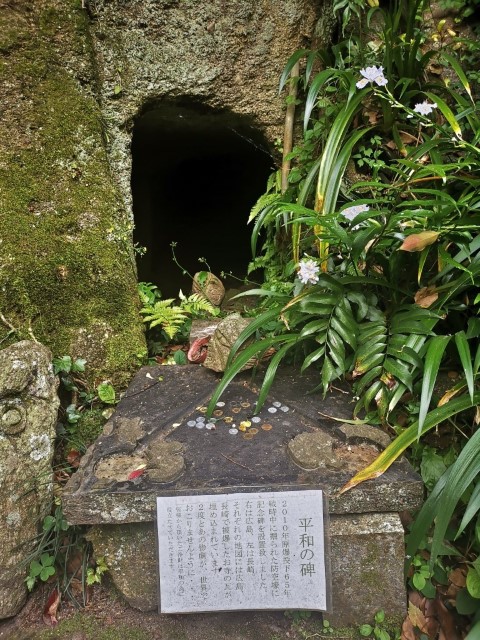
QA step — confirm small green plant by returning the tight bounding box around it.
[359,610,400,640]
[25,503,69,591]
[86,556,109,586]
[284,609,312,623]
[138,282,220,356]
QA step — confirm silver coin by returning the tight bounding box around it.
[272,401,282,407]
[251,416,261,423]
[228,428,238,435]
[268,407,277,414]
[205,423,216,429]
[187,420,196,427]
[280,406,290,412]
[216,401,225,407]
[196,422,205,429]
[196,416,206,422]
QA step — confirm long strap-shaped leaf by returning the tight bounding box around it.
[417,335,451,437]
[339,391,480,494]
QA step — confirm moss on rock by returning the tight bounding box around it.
[0,0,145,384]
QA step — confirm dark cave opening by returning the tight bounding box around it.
[131,104,275,298]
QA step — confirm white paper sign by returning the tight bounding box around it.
[156,490,327,613]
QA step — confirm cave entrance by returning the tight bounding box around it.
[131,104,274,299]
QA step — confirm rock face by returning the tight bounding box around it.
[203,313,253,372]
[0,0,334,381]
[0,1,146,384]
[0,341,59,619]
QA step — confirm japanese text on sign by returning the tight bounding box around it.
[156,490,327,613]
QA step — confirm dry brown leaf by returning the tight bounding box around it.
[449,567,467,588]
[408,601,429,632]
[401,616,417,640]
[438,386,461,406]
[414,286,438,308]
[433,596,461,640]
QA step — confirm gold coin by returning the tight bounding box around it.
[197,406,208,413]
[240,420,251,429]
[261,424,273,431]
[238,424,247,432]
[224,416,233,424]
[241,402,251,408]
[213,409,224,417]
[243,432,254,440]
[232,407,241,414]
[249,427,259,435]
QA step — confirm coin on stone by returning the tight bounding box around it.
[205,423,216,430]
[228,428,238,435]
[216,401,226,407]
[243,432,254,440]
[251,416,261,423]
[268,407,277,414]
[280,406,290,412]
[224,416,233,424]
[249,428,259,435]
[187,420,196,427]
[196,416,206,422]
[213,409,224,417]
[197,406,208,413]
[261,424,273,431]
[240,420,251,429]
[272,401,282,407]
[238,424,247,432]
[241,402,251,408]
[232,407,241,414]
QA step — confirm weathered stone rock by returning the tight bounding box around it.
[0,341,59,619]
[63,365,422,626]
[87,512,407,625]
[335,423,392,450]
[287,431,339,470]
[203,313,253,372]
[192,273,225,307]
[86,523,158,612]
[146,439,185,483]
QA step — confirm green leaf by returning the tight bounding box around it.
[341,391,480,496]
[456,588,480,615]
[417,335,450,437]
[454,331,474,402]
[71,358,87,373]
[467,567,480,599]
[456,481,480,539]
[374,610,385,624]
[359,624,373,636]
[465,621,480,640]
[173,350,187,365]
[29,561,43,577]
[97,382,116,405]
[53,355,72,375]
[40,565,56,581]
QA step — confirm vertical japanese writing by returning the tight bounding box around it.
[196,502,207,599]
[221,499,232,600]
[281,500,291,597]
[299,517,316,577]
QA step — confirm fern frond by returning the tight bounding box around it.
[180,293,219,317]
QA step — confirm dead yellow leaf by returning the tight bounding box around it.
[400,231,439,252]
[414,286,438,308]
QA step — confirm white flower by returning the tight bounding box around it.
[29,434,52,461]
[298,259,320,285]
[413,100,437,115]
[356,66,388,89]
[341,204,370,221]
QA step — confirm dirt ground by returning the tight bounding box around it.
[0,582,354,640]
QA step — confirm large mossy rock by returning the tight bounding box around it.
[0,1,145,384]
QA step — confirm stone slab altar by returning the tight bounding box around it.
[63,365,423,627]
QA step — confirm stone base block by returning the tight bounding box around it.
[87,512,406,627]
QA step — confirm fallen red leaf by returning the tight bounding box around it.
[414,286,438,308]
[127,467,145,480]
[42,588,60,626]
[401,616,416,640]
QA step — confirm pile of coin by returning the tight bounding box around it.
[184,399,290,440]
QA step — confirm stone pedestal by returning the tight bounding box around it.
[63,365,423,627]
